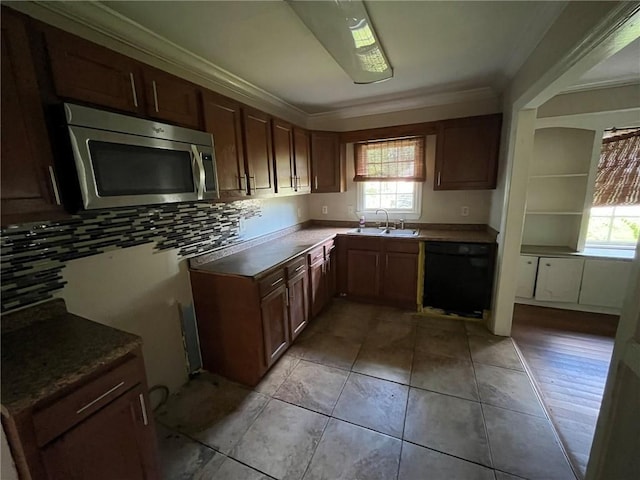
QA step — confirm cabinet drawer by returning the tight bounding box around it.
[259,269,286,297]
[384,239,419,254]
[285,256,307,277]
[308,246,325,266]
[324,240,335,256]
[33,355,143,447]
[345,237,381,251]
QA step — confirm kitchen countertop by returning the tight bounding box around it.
[1,299,141,416]
[191,225,497,278]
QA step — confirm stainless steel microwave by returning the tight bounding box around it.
[64,103,218,210]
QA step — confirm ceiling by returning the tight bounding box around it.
[101,1,637,115]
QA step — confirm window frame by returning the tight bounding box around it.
[585,205,640,250]
[356,180,423,219]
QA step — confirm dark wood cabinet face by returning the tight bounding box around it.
[435,114,502,190]
[273,119,295,194]
[382,252,419,304]
[243,109,274,195]
[45,28,141,114]
[288,271,309,340]
[142,68,202,129]
[261,285,290,367]
[346,250,380,298]
[309,259,327,318]
[202,92,246,197]
[310,131,344,193]
[1,11,63,226]
[40,385,157,480]
[293,128,311,193]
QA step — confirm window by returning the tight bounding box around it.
[586,129,640,249]
[354,137,425,217]
[586,205,640,248]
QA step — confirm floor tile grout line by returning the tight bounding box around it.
[401,437,495,471]
[396,319,419,480]
[298,413,332,480]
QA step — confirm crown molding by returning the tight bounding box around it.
[560,77,640,95]
[18,1,308,125]
[307,87,500,122]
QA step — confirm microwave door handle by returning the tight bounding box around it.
[191,145,205,200]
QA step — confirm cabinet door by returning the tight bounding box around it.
[142,68,202,129]
[382,252,418,304]
[272,118,295,194]
[346,250,380,298]
[311,131,345,193]
[326,245,337,300]
[261,285,290,367]
[288,271,309,340]
[535,257,584,303]
[579,259,632,308]
[516,255,539,298]
[1,11,64,226]
[40,385,159,480]
[309,259,327,318]
[434,114,501,190]
[293,128,311,193]
[242,108,275,195]
[202,92,247,198]
[44,27,142,114]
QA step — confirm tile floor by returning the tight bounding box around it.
[155,299,576,480]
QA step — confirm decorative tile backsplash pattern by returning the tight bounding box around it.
[0,200,261,313]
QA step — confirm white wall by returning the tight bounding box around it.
[242,195,310,239]
[309,137,492,224]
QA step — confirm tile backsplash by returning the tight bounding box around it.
[0,200,261,313]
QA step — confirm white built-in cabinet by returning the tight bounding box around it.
[516,255,538,298]
[534,257,585,303]
[579,259,632,308]
[522,128,598,250]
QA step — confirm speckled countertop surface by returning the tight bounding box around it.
[1,299,141,416]
[191,225,497,277]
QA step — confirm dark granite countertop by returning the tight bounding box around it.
[191,225,497,278]
[1,299,141,416]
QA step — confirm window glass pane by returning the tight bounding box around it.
[591,206,615,216]
[615,205,640,216]
[587,217,611,242]
[380,182,397,194]
[397,194,414,209]
[397,182,414,193]
[364,182,381,194]
[380,195,397,209]
[611,217,640,243]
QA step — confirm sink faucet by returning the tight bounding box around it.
[375,209,389,232]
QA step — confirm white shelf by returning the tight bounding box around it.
[529,173,589,179]
[526,211,583,215]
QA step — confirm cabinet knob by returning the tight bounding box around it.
[546,263,551,267]
[527,261,532,264]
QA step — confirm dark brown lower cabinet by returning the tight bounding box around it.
[40,384,156,480]
[308,240,335,318]
[341,237,419,308]
[261,283,290,368]
[288,269,309,340]
[2,349,159,480]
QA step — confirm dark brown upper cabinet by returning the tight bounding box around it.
[44,27,143,115]
[434,114,502,190]
[202,91,247,198]
[1,9,65,226]
[272,118,295,195]
[311,131,346,193]
[141,67,202,129]
[242,107,275,196]
[293,128,311,194]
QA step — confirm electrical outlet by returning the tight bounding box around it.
[461,206,469,217]
[347,205,354,215]
[321,205,328,215]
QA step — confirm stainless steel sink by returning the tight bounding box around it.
[346,228,420,237]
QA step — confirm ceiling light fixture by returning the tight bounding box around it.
[287,0,393,84]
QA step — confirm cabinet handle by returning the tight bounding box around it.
[314,176,318,190]
[138,393,148,426]
[546,263,551,267]
[271,277,284,287]
[437,171,441,186]
[285,287,290,306]
[152,80,159,112]
[48,166,61,205]
[129,73,139,107]
[245,173,250,193]
[76,381,124,414]
[295,265,305,272]
[527,261,532,264]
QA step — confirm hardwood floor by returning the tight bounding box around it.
[511,304,618,479]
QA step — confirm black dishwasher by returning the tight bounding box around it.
[423,242,496,318]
